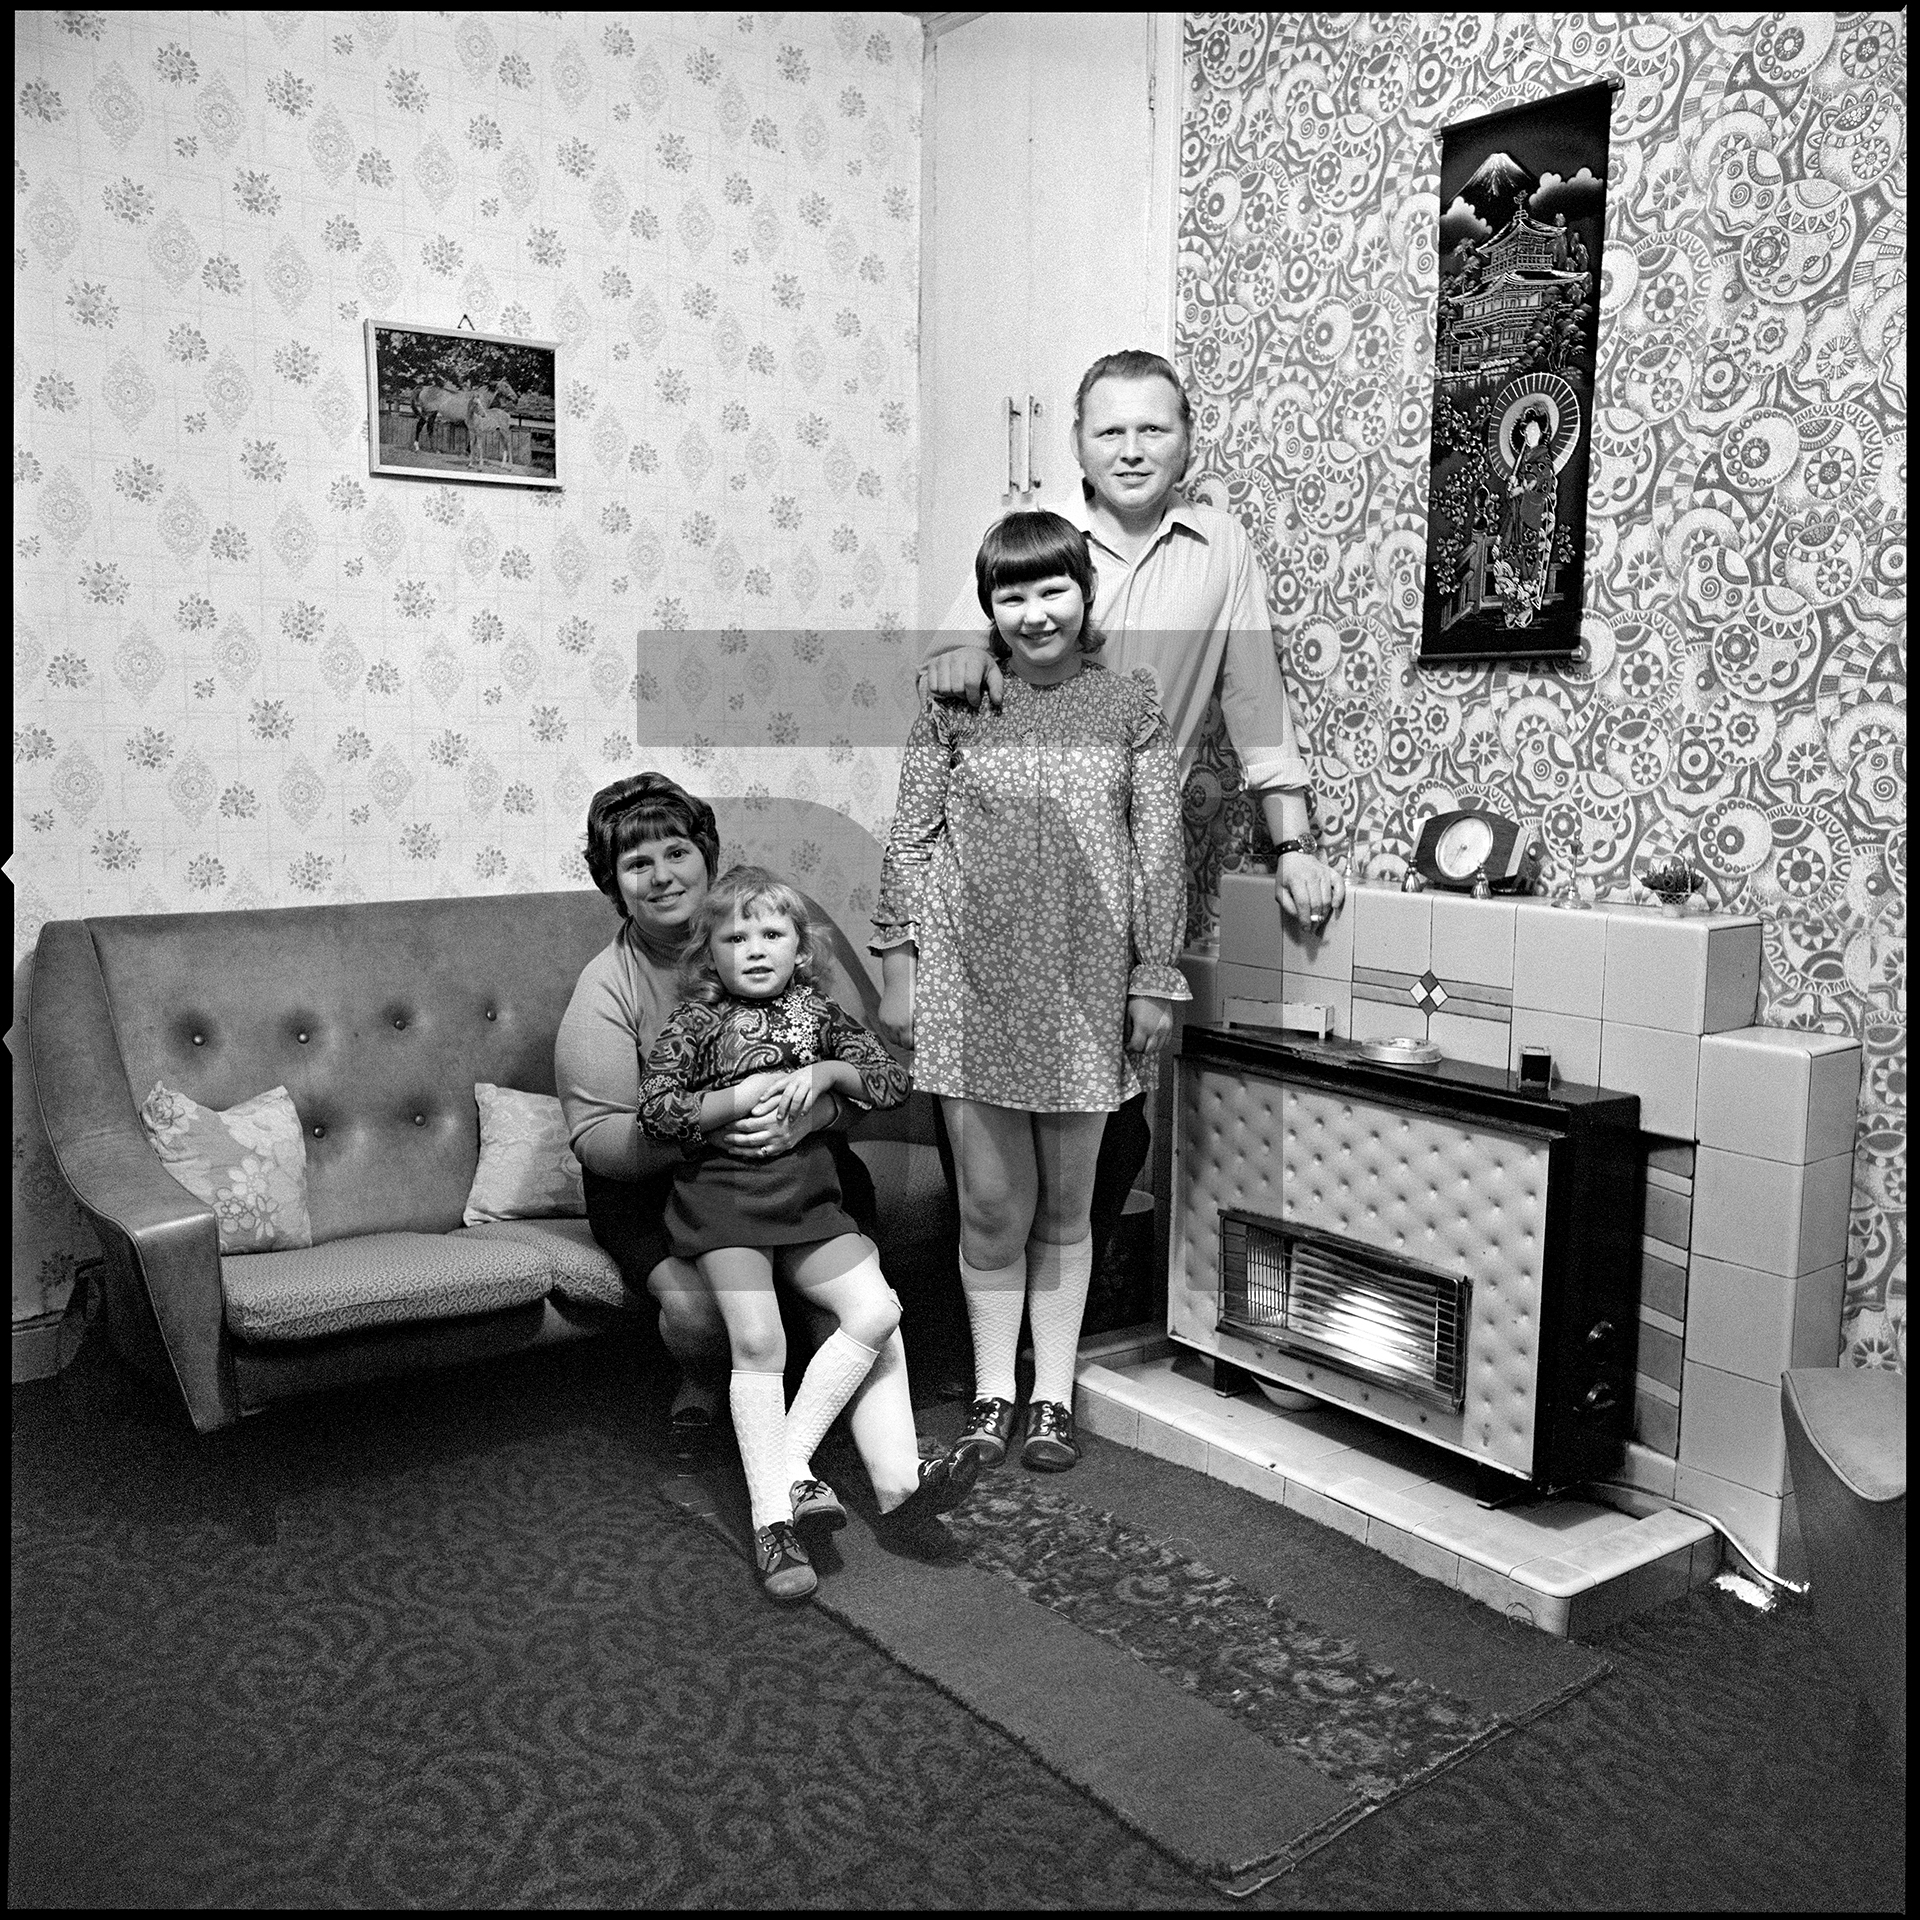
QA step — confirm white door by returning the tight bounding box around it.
[917,12,1180,629]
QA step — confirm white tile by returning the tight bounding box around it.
[1679,1360,1789,1497]
[1601,911,1762,1035]
[1614,1440,1677,1500]
[1352,885,1431,976]
[1508,1006,1602,1085]
[1674,1465,1790,1576]
[1696,1027,1863,1163]
[1351,997,1426,1046]
[1216,869,1286,970]
[1790,1261,1847,1370]
[1366,1518,1462,1586]
[1136,1410,1212,1472]
[1205,1443,1289,1506]
[1598,1021,1700,1137]
[1282,1479,1370,1542]
[1683,1253,1799,1385]
[1217,958,1288,1009]
[1075,1387,1139,1446]
[1430,1008,1510,1069]
[1692,1149,1855,1277]
[1429,893,1517,988]
[1512,901,1608,1018]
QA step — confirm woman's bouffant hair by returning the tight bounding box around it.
[973,510,1107,662]
[583,772,720,918]
[679,865,822,1005]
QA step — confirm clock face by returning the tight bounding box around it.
[1436,814,1495,881]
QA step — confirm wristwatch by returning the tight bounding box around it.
[1271,838,1317,862]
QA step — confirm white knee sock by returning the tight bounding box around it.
[842,1329,924,1514]
[959,1253,1027,1404]
[1026,1233,1095,1407]
[729,1369,794,1533]
[785,1328,880,1484]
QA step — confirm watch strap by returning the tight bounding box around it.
[1271,838,1316,861]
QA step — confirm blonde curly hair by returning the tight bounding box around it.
[678,864,821,1005]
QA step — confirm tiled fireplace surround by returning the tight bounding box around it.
[1076,877,1861,1634]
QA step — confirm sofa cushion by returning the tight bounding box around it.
[221,1229,553,1342]
[464,1083,586,1225]
[140,1081,314,1254]
[465,1218,637,1312]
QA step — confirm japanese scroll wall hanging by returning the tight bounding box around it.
[1419,81,1614,665]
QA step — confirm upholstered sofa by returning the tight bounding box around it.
[27,798,951,1434]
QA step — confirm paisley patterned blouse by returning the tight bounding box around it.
[637,983,909,1148]
[874,661,1191,1112]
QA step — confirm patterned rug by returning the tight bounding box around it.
[664,1436,1610,1894]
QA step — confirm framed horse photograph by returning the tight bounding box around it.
[364,320,561,489]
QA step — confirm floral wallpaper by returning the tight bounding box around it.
[12,9,923,1323]
[1175,12,1905,1374]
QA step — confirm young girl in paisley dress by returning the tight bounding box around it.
[640,867,978,1602]
[874,511,1190,1475]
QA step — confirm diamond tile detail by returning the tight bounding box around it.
[1408,970,1448,1013]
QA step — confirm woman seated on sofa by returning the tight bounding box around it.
[555,772,957,1537]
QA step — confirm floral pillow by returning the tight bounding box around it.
[463,1083,587,1226]
[139,1082,315,1255]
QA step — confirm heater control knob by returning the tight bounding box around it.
[1585,1319,1616,1351]
[1582,1382,1618,1413]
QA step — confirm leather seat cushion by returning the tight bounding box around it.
[222,1230,554,1342]
[1782,1368,1907,1504]
[465,1218,637,1312]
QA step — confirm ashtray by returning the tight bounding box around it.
[1361,1036,1442,1066]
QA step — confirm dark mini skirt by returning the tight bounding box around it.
[665,1135,860,1259]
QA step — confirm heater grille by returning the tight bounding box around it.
[1218,1212,1471,1412]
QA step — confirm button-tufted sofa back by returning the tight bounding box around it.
[87,891,620,1247]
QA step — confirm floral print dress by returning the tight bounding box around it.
[875,662,1190,1113]
[637,983,908,1256]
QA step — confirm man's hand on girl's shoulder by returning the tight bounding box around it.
[916,647,1005,710]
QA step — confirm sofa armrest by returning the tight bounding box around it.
[28,921,238,1432]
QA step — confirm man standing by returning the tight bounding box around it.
[918,348,1345,1351]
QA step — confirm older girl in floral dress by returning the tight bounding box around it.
[874,511,1189,1473]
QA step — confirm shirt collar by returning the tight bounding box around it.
[1071,479,1207,557]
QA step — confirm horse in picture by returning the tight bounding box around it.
[466,404,515,471]
[409,380,518,456]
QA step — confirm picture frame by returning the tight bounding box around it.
[364,319,561,489]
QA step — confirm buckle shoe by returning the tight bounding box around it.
[752,1520,818,1603]
[1021,1400,1080,1472]
[957,1396,1018,1468]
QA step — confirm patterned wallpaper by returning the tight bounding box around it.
[12,9,923,1321]
[1175,13,1905,1371]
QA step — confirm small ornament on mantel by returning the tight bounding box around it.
[1638,856,1713,917]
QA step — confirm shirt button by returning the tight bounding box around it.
[413,1113,426,1126]
[311,1124,326,1138]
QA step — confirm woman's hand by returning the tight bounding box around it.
[1124,995,1174,1056]
[714,1087,814,1161]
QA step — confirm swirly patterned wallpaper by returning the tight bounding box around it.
[12,9,922,1321]
[1175,13,1904,1371]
